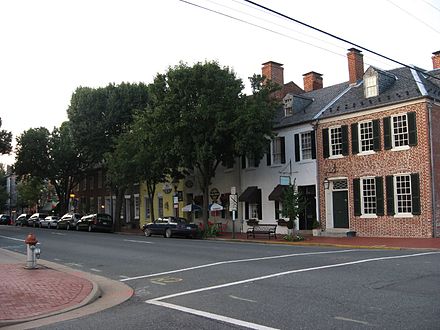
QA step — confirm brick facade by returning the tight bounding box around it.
[430,103,440,236]
[318,100,434,237]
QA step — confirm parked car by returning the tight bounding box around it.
[40,215,60,229]
[15,214,30,226]
[142,217,199,238]
[57,213,82,230]
[76,213,113,232]
[28,213,48,227]
[0,214,11,225]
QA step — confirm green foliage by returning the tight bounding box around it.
[0,118,12,155]
[16,176,45,210]
[0,166,8,208]
[199,221,220,238]
[281,182,307,231]
[283,233,305,242]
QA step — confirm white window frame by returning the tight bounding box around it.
[249,204,259,219]
[134,194,140,219]
[246,154,258,168]
[394,174,412,217]
[329,126,343,158]
[300,131,312,160]
[364,75,378,98]
[358,120,374,154]
[391,114,410,150]
[360,177,377,218]
[272,138,283,164]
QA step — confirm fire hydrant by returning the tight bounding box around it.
[25,233,40,269]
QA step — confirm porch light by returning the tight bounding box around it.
[323,178,330,190]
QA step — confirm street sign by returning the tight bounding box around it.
[229,194,238,212]
[210,188,220,201]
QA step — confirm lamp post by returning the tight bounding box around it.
[323,178,330,190]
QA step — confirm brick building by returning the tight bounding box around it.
[317,49,440,237]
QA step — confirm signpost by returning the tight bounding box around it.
[229,187,238,239]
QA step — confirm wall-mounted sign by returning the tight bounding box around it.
[163,183,172,194]
[209,188,220,201]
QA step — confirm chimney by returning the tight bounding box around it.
[303,71,323,92]
[347,48,364,84]
[432,51,440,69]
[262,61,284,86]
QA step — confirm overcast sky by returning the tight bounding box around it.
[1,0,439,166]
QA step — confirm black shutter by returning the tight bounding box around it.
[280,137,286,164]
[386,175,395,215]
[245,202,249,219]
[323,128,329,158]
[257,190,262,220]
[275,201,279,219]
[341,125,349,156]
[384,117,392,150]
[266,140,271,166]
[351,123,359,155]
[411,173,421,215]
[241,155,246,169]
[375,176,384,216]
[373,119,381,151]
[311,130,316,159]
[353,178,361,216]
[255,156,260,167]
[294,134,300,162]
[407,112,418,146]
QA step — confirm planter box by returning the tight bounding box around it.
[312,228,321,237]
[346,231,357,237]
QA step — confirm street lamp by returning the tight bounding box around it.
[323,178,330,190]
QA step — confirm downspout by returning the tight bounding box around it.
[312,120,322,227]
[428,102,437,238]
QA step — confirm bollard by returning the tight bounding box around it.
[25,233,39,269]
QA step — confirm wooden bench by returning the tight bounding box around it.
[247,224,277,239]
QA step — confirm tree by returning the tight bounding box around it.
[281,181,306,235]
[0,165,8,210]
[16,176,46,212]
[148,61,279,228]
[0,118,12,155]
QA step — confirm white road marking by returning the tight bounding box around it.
[124,239,153,244]
[119,275,130,279]
[0,235,24,242]
[65,262,83,267]
[229,295,257,303]
[52,232,66,236]
[147,251,440,302]
[334,316,371,325]
[121,249,357,282]
[90,268,102,272]
[148,300,279,330]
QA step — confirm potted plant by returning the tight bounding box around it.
[312,219,321,236]
[281,181,306,236]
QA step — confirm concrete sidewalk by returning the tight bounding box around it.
[0,249,133,329]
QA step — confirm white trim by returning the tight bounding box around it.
[410,68,428,96]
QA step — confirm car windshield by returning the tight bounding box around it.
[97,214,112,221]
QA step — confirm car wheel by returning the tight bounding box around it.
[144,228,152,237]
[165,228,172,238]
[88,225,93,232]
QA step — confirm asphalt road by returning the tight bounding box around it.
[1,225,440,329]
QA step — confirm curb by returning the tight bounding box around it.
[0,249,102,327]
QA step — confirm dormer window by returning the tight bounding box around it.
[364,76,378,98]
[283,94,293,117]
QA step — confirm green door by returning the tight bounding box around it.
[332,191,349,228]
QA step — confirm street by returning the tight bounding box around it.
[1,225,440,329]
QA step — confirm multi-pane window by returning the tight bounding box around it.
[395,175,412,214]
[392,114,409,147]
[301,132,312,160]
[250,204,259,219]
[97,196,102,212]
[364,76,378,98]
[144,197,151,221]
[272,138,282,164]
[359,121,374,152]
[97,171,103,189]
[247,155,258,168]
[330,127,342,156]
[361,178,376,214]
[158,196,164,218]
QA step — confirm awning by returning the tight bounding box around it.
[268,184,287,201]
[239,186,260,203]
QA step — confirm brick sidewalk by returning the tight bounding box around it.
[0,263,93,324]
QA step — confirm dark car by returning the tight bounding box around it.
[0,214,11,225]
[57,213,82,230]
[76,213,113,232]
[15,214,30,226]
[142,217,199,238]
[28,213,48,227]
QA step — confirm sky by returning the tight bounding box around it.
[1,0,439,166]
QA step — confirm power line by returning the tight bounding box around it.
[386,0,440,34]
[242,0,440,82]
[421,0,440,14]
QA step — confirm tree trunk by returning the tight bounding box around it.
[146,181,155,223]
[113,188,125,232]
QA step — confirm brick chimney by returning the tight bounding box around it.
[347,48,364,84]
[303,71,323,92]
[432,51,440,69]
[262,61,284,86]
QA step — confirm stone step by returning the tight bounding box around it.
[320,229,350,237]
